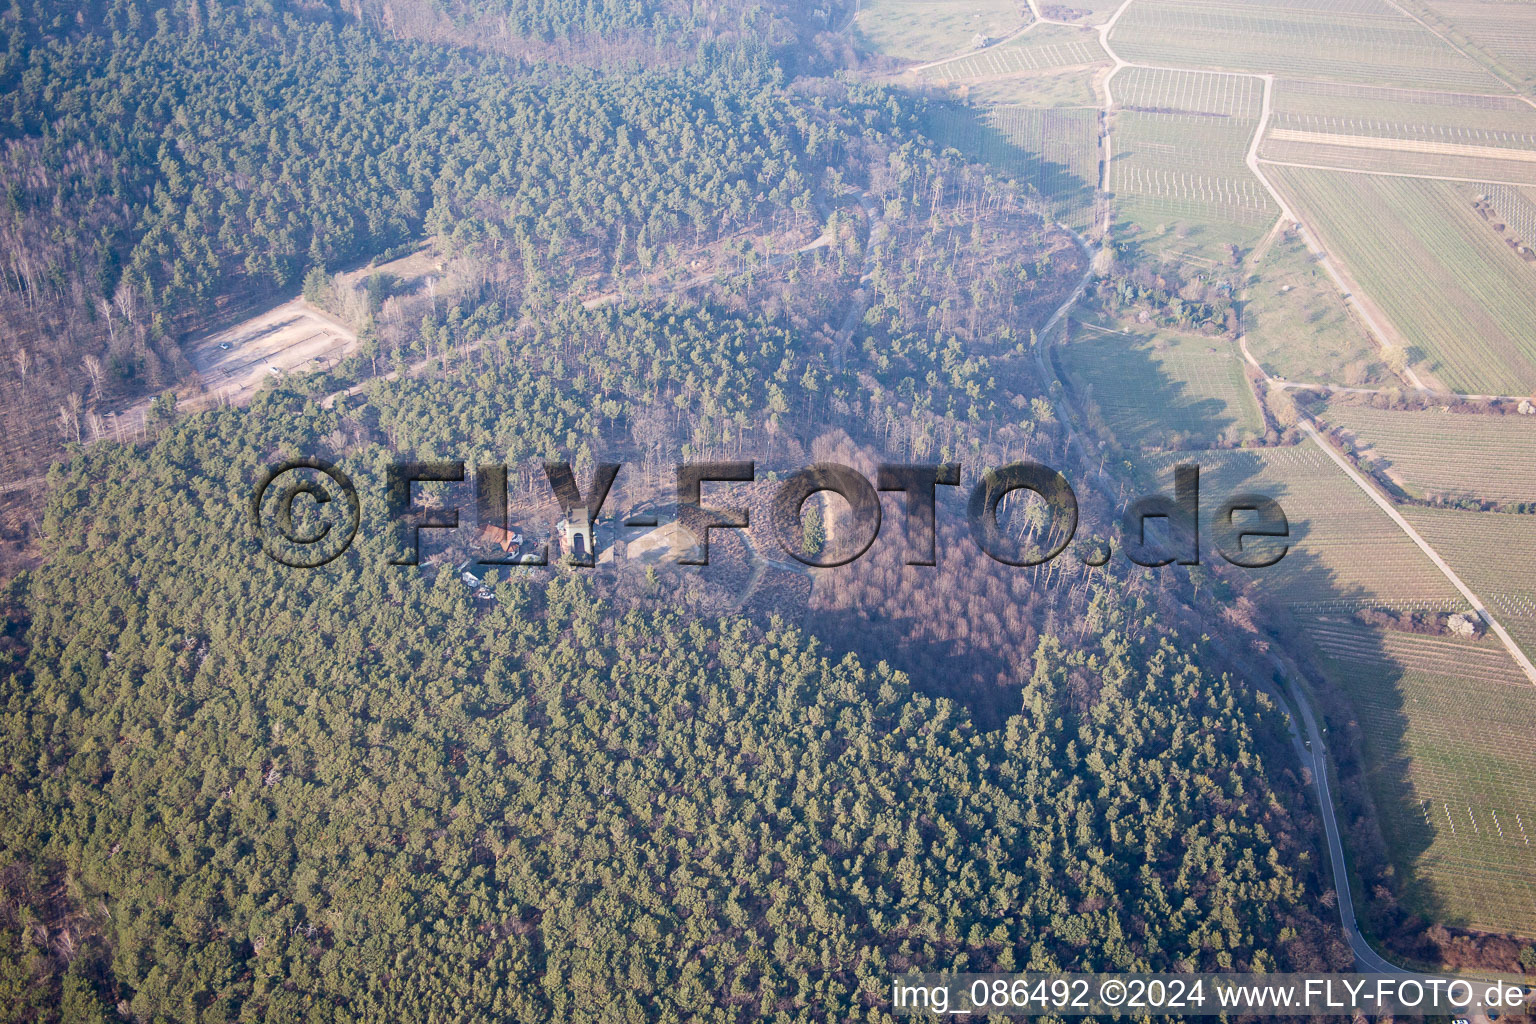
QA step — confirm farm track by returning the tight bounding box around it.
[1257,158,1536,190]
[880,0,1536,964]
[921,1,1463,401]
[1076,0,1536,966]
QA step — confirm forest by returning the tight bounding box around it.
[0,383,1347,1021]
[0,0,1362,1019]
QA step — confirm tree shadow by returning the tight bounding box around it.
[1134,447,1455,943]
[924,100,1097,226]
[1058,326,1256,449]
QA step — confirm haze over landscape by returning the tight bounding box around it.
[2,0,1536,1019]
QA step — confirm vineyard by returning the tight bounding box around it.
[1261,80,1536,183]
[1270,78,1536,132]
[1116,67,1262,118]
[1423,0,1536,88]
[1401,507,1536,662]
[1267,166,1536,395]
[1137,444,1462,614]
[1304,619,1536,937]
[1062,323,1262,448]
[1319,404,1536,504]
[1486,185,1536,246]
[926,104,1100,227]
[1111,104,1275,251]
[1107,0,1500,89]
[856,0,1027,60]
[1242,233,1385,386]
[919,23,1109,83]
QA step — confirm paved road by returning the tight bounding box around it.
[1297,416,1536,683]
[1264,665,1407,972]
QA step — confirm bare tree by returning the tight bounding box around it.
[83,353,104,396]
[57,404,79,443]
[97,297,116,346]
[113,280,137,325]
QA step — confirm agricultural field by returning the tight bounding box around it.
[926,103,1101,226]
[1110,92,1276,255]
[1319,404,1536,504]
[1242,233,1387,387]
[1485,184,1536,245]
[1060,322,1265,448]
[961,66,1104,107]
[1401,507,1536,662]
[855,0,1028,61]
[1037,0,1125,26]
[1137,444,1462,615]
[1302,620,1536,937]
[1108,0,1502,90]
[1419,0,1536,91]
[1116,66,1264,117]
[917,22,1108,83]
[1267,166,1536,395]
[1261,79,1536,184]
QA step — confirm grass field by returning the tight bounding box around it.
[856,0,1028,61]
[1303,620,1536,937]
[1261,80,1536,184]
[1137,444,1462,614]
[1401,507,1536,662]
[1108,0,1502,90]
[1110,92,1276,254]
[1319,404,1536,504]
[1268,166,1536,395]
[918,22,1108,82]
[927,103,1100,227]
[1242,233,1387,387]
[1060,322,1265,448]
[1038,0,1125,25]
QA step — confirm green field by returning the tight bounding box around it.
[1138,444,1462,613]
[918,22,1108,82]
[1402,507,1536,661]
[1261,79,1536,185]
[927,103,1100,226]
[1303,620,1536,937]
[1110,93,1276,254]
[1319,404,1536,503]
[856,0,1028,60]
[1243,233,1387,386]
[1268,166,1536,395]
[1061,323,1265,448]
[1108,0,1502,90]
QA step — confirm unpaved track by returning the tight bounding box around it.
[1300,416,1536,683]
[1257,158,1536,189]
[1086,0,1536,967]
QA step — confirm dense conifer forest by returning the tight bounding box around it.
[0,0,1356,1019]
[0,385,1345,1021]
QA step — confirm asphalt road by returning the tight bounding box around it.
[1267,665,1408,973]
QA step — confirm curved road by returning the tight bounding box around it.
[1262,663,1406,972]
